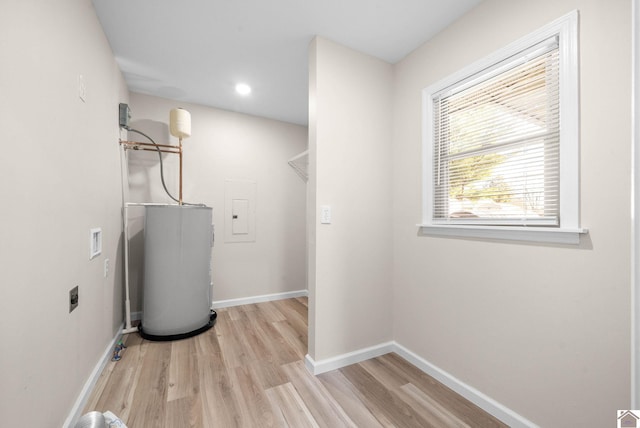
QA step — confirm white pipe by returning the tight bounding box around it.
[120,142,135,335]
[123,204,133,332]
[125,202,179,206]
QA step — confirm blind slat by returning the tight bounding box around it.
[432,42,560,225]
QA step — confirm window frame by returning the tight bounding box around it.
[419,10,587,244]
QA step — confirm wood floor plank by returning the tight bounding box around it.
[360,357,408,390]
[272,320,307,359]
[194,327,218,356]
[198,356,244,427]
[83,333,141,411]
[273,298,308,340]
[281,312,308,349]
[280,360,357,428]
[360,355,482,427]
[245,309,300,366]
[341,363,433,428]
[167,338,199,402]
[317,370,387,428]
[266,382,320,428]
[85,334,146,421]
[233,310,268,363]
[126,341,171,428]
[285,297,309,318]
[396,383,471,428]
[376,353,508,428]
[89,366,136,417]
[83,354,116,411]
[256,300,288,323]
[231,364,278,427]
[227,304,249,321]
[216,308,255,369]
[247,359,289,390]
[164,395,203,428]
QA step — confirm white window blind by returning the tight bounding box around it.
[431,37,560,226]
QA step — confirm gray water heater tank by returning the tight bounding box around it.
[140,205,214,341]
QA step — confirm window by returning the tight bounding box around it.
[421,11,586,244]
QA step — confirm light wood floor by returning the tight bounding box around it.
[84,298,507,427]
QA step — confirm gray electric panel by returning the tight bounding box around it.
[141,205,213,338]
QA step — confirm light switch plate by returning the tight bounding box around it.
[321,205,331,224]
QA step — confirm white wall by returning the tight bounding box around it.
[308,37,394,361]
[392,1,631,426]
[126,93,307,307]
[0,0,128,426]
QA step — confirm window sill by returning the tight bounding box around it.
[417,224,588,245]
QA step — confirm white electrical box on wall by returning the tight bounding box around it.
[232,199,250,234]
[89,228,102,259]
[224,180,256,243]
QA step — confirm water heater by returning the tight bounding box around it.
[139,205,214,340]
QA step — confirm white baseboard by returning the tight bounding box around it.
[304,341,538,428]
[131,290,308,320]
[211,289,308,309]
[304,341,395,375]
[63,324,124,428]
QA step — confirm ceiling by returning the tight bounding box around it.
[92,0,482,126]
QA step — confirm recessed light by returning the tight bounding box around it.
[235,83,251,95]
